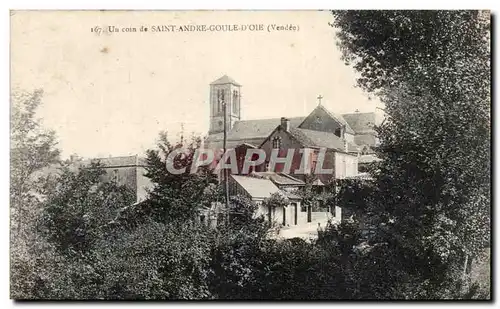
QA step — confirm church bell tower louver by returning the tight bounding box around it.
[208,75,241,135]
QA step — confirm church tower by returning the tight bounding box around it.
[208,75,241,135]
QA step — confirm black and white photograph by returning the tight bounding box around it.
[8,9,491,300]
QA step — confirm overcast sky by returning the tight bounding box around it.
[11,10,383,159]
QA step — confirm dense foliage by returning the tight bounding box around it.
[11,10,490,300]
[10,89,61,299]
[141,132,220,222]
[331,10,491,298]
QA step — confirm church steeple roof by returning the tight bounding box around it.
[210,75,241,86]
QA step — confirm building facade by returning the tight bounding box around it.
[80,155,153,203]
[205,75,378,181]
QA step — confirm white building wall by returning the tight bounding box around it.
[254,199,308,227]
[344,132,355,143]
[335,152,359,179]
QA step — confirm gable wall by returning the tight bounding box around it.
[101,166,138,200]
[259,128,318,179]
[299,107,343,135]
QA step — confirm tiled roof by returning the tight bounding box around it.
[250,172,305,186]
[206,117,305,142]
[203,138,265,150]
[210,75,241,86]
[289,128,349,152]
[342,112,376,134]
[206,132,224,140]
[231,175,281,199]
[230,117,305,139]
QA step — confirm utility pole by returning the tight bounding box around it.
[221,93,230,225]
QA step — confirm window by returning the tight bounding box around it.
[291,203,298,225]
[232,90,239,113]
[217,89,225,112]
[334,128,341,137]
[267,206,276,222]
[272,136,282,149]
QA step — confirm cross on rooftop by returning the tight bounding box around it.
[317,95,323,105]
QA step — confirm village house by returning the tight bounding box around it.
[228,174,341,228]
[204,75,379,181]
[258,116,359,184]
[78,75,377,231]
[200,75,374,228]
[77,155,154,203]
[251,171,341,225]
[229,174,301,226]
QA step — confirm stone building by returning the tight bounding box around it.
[228,173,341,229]
[81,155,153,203]
[258,117,359,184]
[228,174,300,226]
[204,75,379,181]
[208,75,242,135]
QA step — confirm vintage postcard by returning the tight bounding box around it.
[10,10,491,300]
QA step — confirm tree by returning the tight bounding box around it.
[10,88,60,236]
[90,219,213,300]
[40,163,135,256]
[331,10,490,298]
[10,89,61,299]
[206,194,272,299]
[142,131,219,223]
[32,160,215,300]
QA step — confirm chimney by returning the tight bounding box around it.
[281,117,290,132]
